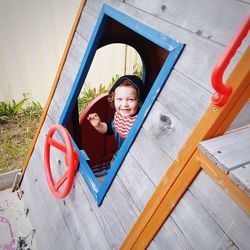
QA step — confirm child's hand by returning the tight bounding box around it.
[87,113,101,128]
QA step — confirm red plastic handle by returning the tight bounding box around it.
[211,12,250,107]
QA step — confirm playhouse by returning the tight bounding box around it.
[10,0,250,249]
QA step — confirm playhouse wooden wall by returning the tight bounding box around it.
[22,0,250,249]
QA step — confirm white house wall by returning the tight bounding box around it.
[0,0,141,106]
[0,0,81,105]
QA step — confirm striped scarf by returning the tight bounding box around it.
[114,112,137,138]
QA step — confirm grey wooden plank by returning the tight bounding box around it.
[109,0,242,93]
[22,149,77,250]
[158,70,211,129]
[84,0,106,18]
[0,169,21,191]
[105,173,141,233]
[61,51,81,83]
[129,128,173,186]
[22,170,50,249]
[56,176,111,250]
[229,100,250,131]
[69,31,88,63]
[229,163,250,196]
[143,100,192,160]
[22,116,90,249]
[199,127,250,173]
[117,152,156,211]
[171,189,238,250]
[149,216,193,250]
[77,174,131,249]
[76,9,97,42]
[35,106,131,248]
[124,0,250,52]
[190,170,250,250]
[26,131,108,249]
[47,72,75,122]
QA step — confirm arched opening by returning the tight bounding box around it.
[77,43,144,177]
[77,43,143,115]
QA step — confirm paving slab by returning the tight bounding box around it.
[0,189,37,249]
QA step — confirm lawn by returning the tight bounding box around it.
[0,100,42,174]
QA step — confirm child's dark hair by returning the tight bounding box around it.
[108,75,145,105]
[108,80,139,103]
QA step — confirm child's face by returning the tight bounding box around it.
[114,85,139,118]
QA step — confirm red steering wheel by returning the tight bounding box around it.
[44,124,79,198]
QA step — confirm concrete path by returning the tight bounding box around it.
[0,189,37,249]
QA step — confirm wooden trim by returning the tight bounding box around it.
[198,149,250,215]
[122,47,250,248]
[17,0,87,188]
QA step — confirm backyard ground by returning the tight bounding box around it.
[0,113,40,174]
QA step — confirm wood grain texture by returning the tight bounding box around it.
[124,0,250,52]
[22,149,77,249]
[190,170,250,249]
[129,128,173,185]
[158,70,211,129]
[229,100,250,130]
[229,163,250,196]
[199,126,250,173]
[84,0,106,18]
[171,189,238,250]
[143,100,192,160]
[69,31,88,63]
[61,52,81,83]
[55,181,111,249]
[117,153,156,211]
[110,0,244,92]
[199,148,250,215]
[77,174,128,249]
[77,9,97,42]
[47,73,74,122]
[149,216,193,250]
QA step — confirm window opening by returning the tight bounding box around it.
[77,43,143,116]
[59,4,185,205]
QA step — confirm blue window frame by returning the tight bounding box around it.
[59,4,185,206]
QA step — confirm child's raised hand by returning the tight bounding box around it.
[87,113,101,128]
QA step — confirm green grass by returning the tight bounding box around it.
[0,100,42,174]
[78,74,120,114]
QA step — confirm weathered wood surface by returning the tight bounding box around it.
[22,133,78,249]
[199,126,250,196]
[171,190,238,249]
[69,31,88,63]
[110,0,247,92]
[199,126,250,173]
[190,171,250,249]
[123,0,250,52]
[229,100,250,130]
[230,163,250,196]
[21,0,250,248]
[149,216,193,250]
[47,73,76,122]
[153,170,250,249]
[0,169,21,191]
